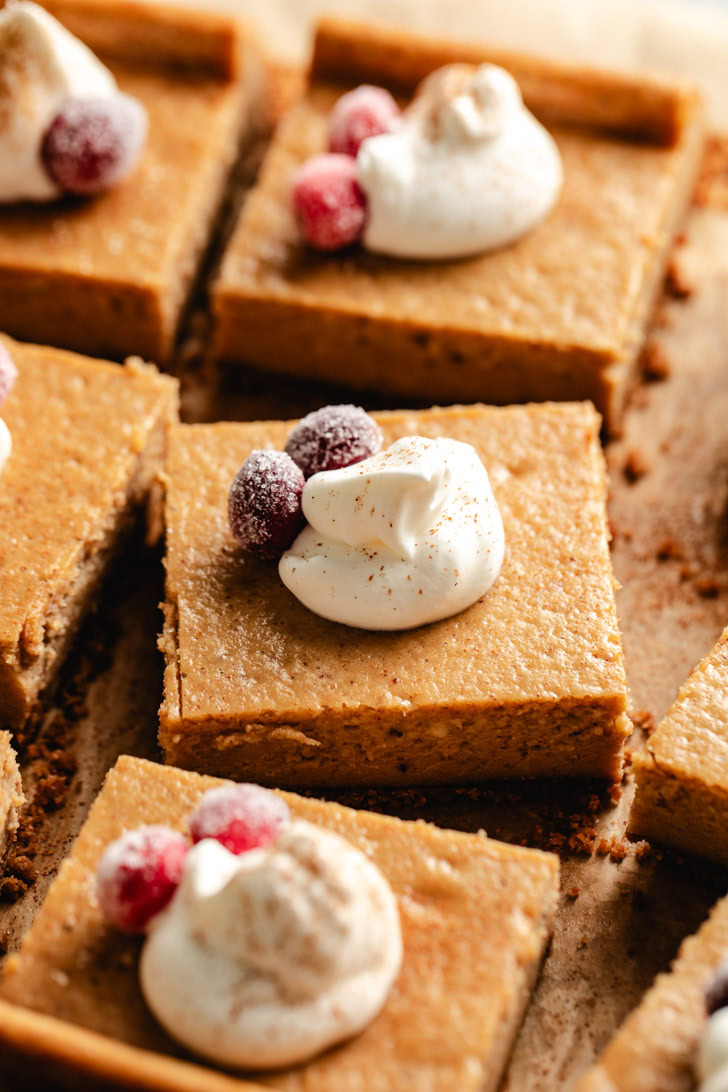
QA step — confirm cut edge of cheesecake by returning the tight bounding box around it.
[0,341,179,734]
[629,625,728,864]
[154,47,266,366]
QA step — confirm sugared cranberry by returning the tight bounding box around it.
[228,450,305,559]
[285,404,383,478]
[96,826,188,933]
[706,958,728,1014]
[0,344,17,407]
[292,154,367,251]
[189,785,290,854]
[329,84,400,157]
[42,94,148,196]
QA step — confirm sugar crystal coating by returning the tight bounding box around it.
[42,93,148,196]
[228,450,305,560]
[97,825,188,934]
[329,84,400,157]
[0,343,18,406]
[285,404,383,478]
[189,784,290,854]
[292,153,367,251]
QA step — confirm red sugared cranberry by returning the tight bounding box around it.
[329,84,400,157]
[285,404,383,478]
[96,826,188,933]
[292,154,367,251]
[42,94,148,196]
[706,958,728,1014]
[0,344,17,407]
[189,785,290,854]
[228,450,305,559]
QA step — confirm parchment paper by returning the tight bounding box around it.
[4,4,728,1090]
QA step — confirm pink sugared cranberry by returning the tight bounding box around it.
[42,94,148,196]
[329,84,400,157]
[706,958,728,1014]
[285,404,383,478]
[189,785,290,854]
[0,344,17,406]
[96,825,188,933]
[228,450,305,560]
[292,154,367,251]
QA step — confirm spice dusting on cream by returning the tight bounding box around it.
[227,406,505,631]
[280,435,505,629]
[359,63,563,259]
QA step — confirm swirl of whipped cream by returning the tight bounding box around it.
[0,1,117,202]
[140,820,402,1070]
[357,63,563,259]
[698,1007,728,1092]
[279,435,505,630]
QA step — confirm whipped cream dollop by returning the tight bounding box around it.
[0,1,117,202]
[279,435,505,630]
[140,820,402,1070]
[0,419,11,478]
[698,1007,728,1092]
[357,63,563,259]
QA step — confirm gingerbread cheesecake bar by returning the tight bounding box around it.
[212,18,704,432]
[0,335,178,732]
[159,401,629,788]
[629,626,728,864]
[0,0,265,363]
[578,890,728,1092]
[0,754,559,1092]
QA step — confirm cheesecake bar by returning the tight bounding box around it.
[578,890,728,1092]
[0,733,23,861]
[159,401,629,787]
[0,754,559,1092]
[0,0,264,363]
[630,626,728,864]
[0,335,178,732]
[211,18,704,433]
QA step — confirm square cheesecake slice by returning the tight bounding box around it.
[0,755,559,1092]
[0,335,178,733]
[211,17,704,433]
[629,626,728,864]
[578,890,728,1092]
[0,0,265,364]
[0,733,23,861]
[160,402,629,788]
